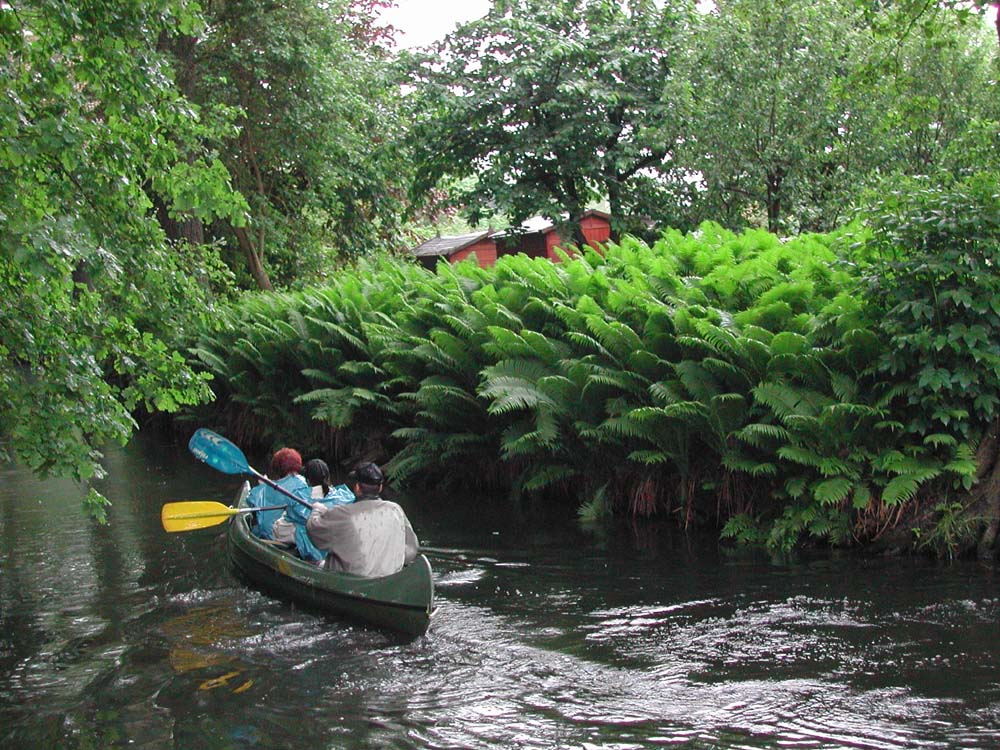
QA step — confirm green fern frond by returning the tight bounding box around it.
[338,360,383,378]
[812,477,853,506]
[301,367,340,385]
[785,476,809,498]
[480,359,557,415]
[521,464,579,491]
[824,403,886,420]
[700,357,748,387]
[485,325,530,359]
[565,331,611,357]
[817,456,854,477]
[629,450,673,465]
[784,414,822,433]
[882,475,923,506]
[674,360,722,401]
[693,317,744,359]
[593,415,653,441]
[189,346,230,377]
[944,444,977,480]
[723,456,777,476]
[923,433,958,447]
[777,445,824,468]
[754,382,832,420]
[770,331,810,356]
[675,334,720,357]
[649,380,687,405]
[522,330,566,362]
[303,316,368,353]
[852,483,872,509]
[734,422,789,447]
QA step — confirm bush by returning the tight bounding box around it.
[179,215,987,551]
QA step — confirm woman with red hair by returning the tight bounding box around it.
[247,447,312,543]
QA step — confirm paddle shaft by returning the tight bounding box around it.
[248,467,315,510]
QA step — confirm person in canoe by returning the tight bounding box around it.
[247,447,312,541]
[273,457,358,566]
[306,461,420,577]
[303,458,354,506]
[269,455,358,565]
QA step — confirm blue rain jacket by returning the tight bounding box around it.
[247,474,312,540]
[286,484,356,562]
[319,483,355,507]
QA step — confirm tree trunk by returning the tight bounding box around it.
[991,2,1000,49]
[234,225,274,291]
[607,180,623,238]
[977,430,1000,558]
[766,168,784,233]
[154,194,205,247]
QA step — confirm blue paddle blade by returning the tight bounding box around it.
[188,428,252,475]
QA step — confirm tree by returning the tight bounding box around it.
[858,3,999,183]
[404,0,698,239]
[680,0,884,233]
[1,0,244,515]
[160,0,410,290]
[859,1,1000,52]
[676,0,999,234]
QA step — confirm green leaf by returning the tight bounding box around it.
[813,477,853,506]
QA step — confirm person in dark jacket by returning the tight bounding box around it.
[306,462,419,577]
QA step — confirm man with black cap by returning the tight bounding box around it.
[306,461,419,577]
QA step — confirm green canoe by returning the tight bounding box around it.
[227,482,435,637]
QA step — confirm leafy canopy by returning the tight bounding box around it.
[0,0,242,514]
[403,0,698,236]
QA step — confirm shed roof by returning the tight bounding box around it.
[410,231,492,258]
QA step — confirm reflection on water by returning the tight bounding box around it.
[1,432,999,748]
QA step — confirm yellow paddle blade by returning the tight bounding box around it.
[161,501,238,533]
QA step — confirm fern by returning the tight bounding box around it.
[480,359,558,415]
[812,477,853,506]
[735,422,790,446]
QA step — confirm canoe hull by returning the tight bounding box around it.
[226,482,434,637]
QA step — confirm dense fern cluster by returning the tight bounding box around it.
[184,222,981,550]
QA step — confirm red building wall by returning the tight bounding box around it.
[545,230,566,261]
[449,238,497,267]
[580,215,611,247]
[543,214,611,261]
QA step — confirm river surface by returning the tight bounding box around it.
[1,433,998,749]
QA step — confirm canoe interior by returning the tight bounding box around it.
[227,482,434,638]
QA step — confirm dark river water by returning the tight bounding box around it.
[1,433,998,749]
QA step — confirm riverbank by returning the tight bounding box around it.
[172,177,1000,557]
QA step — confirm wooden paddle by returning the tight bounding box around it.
[161,500,287,533]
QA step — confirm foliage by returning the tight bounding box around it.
[161,0,411,289]
[861,172,1000,447]
[872,10,999,178]
[402,0,698,237]
[683,0,998,235]
[684,0,875,233]
[1,0,237,499]
[914,501,984,560]
[401,0,996,239]
[180,221,984,552]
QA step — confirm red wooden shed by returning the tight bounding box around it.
[409,231,497,269]
[496,210,612,262]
